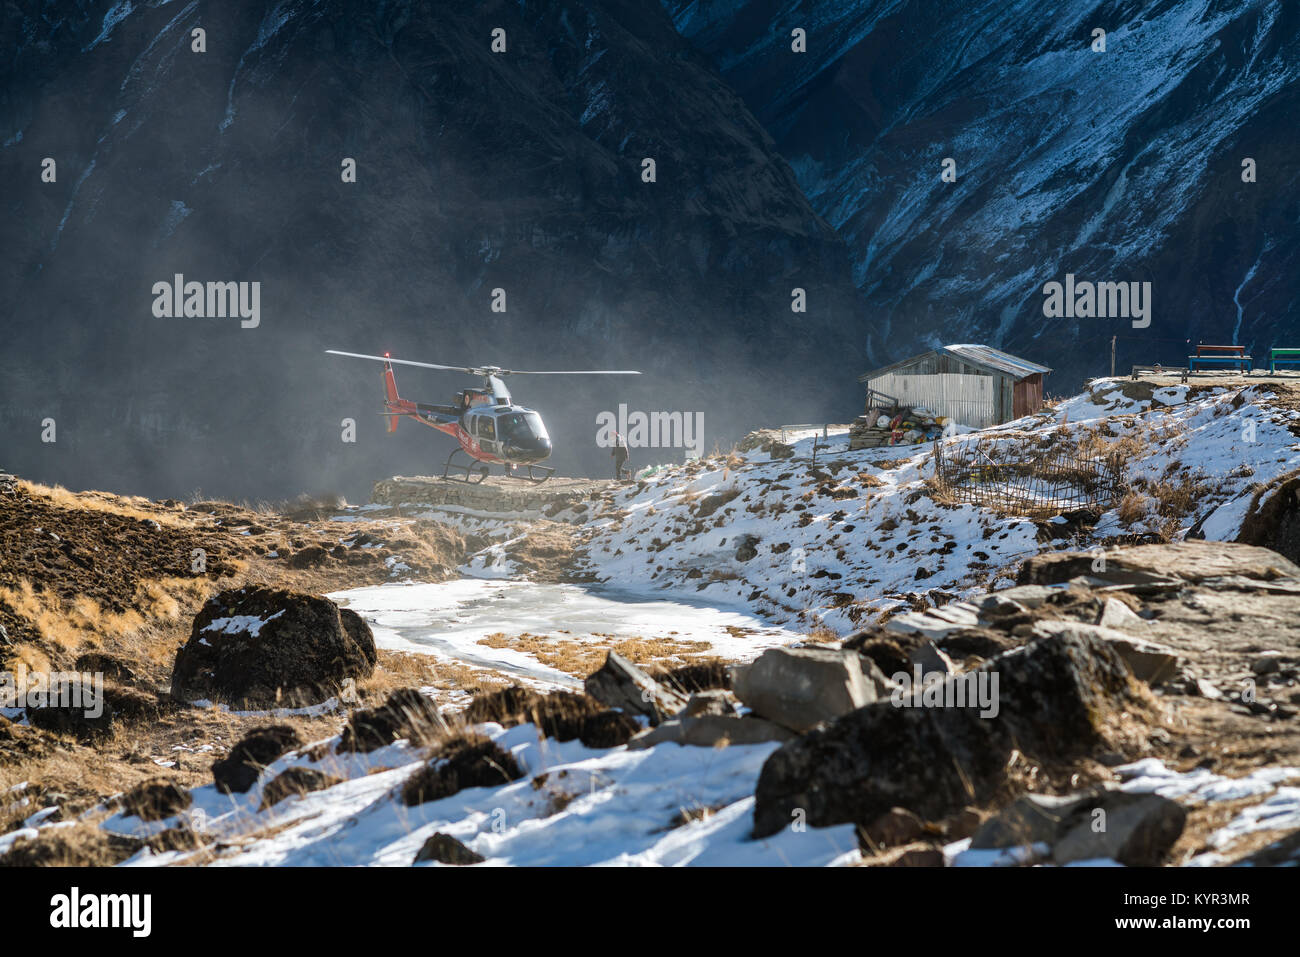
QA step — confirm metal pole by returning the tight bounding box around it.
[1110,336,1116,378]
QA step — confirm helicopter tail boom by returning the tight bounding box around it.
[382,359,401,432]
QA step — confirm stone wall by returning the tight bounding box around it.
[370,475,617,515]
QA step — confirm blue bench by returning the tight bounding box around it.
[1188,345,1250,372]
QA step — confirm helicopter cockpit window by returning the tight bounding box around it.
[499,412,548,442]
[474,415,496,440]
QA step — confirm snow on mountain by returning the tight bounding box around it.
[662,0,1300,388]
[574,380,1300,634]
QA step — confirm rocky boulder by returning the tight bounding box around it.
[585,652,687,725]
[627,713,795,749]
[970,788,1186,866]
[752,630,1159,838]
[414,832,485,866]
[1018,540,1300,588]
[732,647,887,732]
[212,725,305,794]
[337,688,446,753]
[401,735,524,807]
[120,779,191,822]
[171,587,376,708]
[259,767,344,810]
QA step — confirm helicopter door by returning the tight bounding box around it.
[471,412,498,453]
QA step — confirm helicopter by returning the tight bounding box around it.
[325,350,641,484]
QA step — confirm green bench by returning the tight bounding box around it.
[1270,348,1300,373]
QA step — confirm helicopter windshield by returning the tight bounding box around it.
[498,411,548,443]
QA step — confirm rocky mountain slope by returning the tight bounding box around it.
[0,0,860,500]
[663,0,1300,385]
[4,381,1300,866]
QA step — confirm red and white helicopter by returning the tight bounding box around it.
[326,350,640,484]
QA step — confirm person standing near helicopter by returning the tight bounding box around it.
[611,431,630,480]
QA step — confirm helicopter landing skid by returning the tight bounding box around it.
[509,462,555,485]
[443,448,490,484]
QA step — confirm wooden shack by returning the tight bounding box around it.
[858,344,1051,428]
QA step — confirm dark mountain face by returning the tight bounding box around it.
[0,0,861,500]
[663,0,1300,389]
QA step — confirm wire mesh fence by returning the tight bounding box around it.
[932,436,1127,512]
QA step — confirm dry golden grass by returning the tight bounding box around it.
[0,573,228,668]
[804,624,841,644]
[477,632,710,676]
[363,650,511,705]
[1117,491,1147,525]
[18,480,188,528]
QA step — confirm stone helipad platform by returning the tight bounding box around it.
[370,474,620,513]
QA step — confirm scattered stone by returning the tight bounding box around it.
[1194,677,1224,700]
[1097,597,1147,632]
[1233,828,1300,866]
[260,767,344,809]
[171,586,377,708]
[0,828,143,867]
[120,779,191,822]
[861,807,925,849]
[971,788,1186,866]
[1032,620,1179,685]
[734,534,760,562]
[889,846,946,867]
[752,630,1158,838]
[414,832,485,865]
[286,544,331,568]
[1019,540,1300,587]
[1052,793,1187,866]
[102,683,165,723]
[679,690,736,718]
[627,714,795,749]
[25,685,115,740]
[72,652,139,685]
[585,651,687,725]
[732,646,884,732]
[462,686,641,747]
[907,641,954,677]
[649,659,732,693]
[401,735,524,806]
[970,792,1094,848]
[145,826,210,854]
[213,725,305,794]
[337,688,446,753]
[981,585,1057,609]
[1250,655,1282,676]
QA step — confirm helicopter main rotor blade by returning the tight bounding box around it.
[325,350,477,374]
[502,370,642,375]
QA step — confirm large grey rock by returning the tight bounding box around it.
[970,792,1094,849]
[971,788,1185,866]
[1032,621,1179,685]
[885,602,981,639]
[627,714,795,749]
[171,586,376,708]
[1019,541,1300,587]
[752,630,1158,838]
[1097,597,1148,632]
[679,690,736,718]
[980,586,1057,609]
[1051,792,1187,866]
[732,647,883,732]
[585,651,687,725]
[908,641,955,677]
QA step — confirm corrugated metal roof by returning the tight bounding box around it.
[940,344,1052,378]
[857,344,1051,383]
